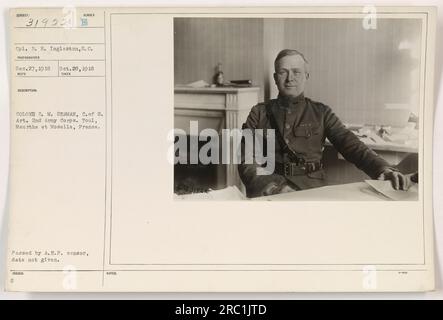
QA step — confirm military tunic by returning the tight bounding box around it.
[238,94,394,198]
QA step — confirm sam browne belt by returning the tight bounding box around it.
[275,160,323,176]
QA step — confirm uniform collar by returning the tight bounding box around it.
[277,93,305,109]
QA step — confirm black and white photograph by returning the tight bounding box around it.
[2,5,438,294]
[173,17,422,201]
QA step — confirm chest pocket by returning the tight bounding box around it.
[292,123,323,155]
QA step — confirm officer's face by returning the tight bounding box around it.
[274,54,309,98]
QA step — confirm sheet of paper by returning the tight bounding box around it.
[5,6,436,292]
[365,180,419,201]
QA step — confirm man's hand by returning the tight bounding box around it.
[280,185,296,193]
[262,183,295,196]
[262,182,280,196]
[377,168,410,191]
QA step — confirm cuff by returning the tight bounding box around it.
[374,166,399,179]
[246,174,287,198]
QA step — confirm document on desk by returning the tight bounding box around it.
[5,7,436,292]
[365,180,419,201]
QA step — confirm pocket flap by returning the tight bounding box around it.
[293,124,320,137]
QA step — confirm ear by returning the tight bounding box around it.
[305,72,310,80]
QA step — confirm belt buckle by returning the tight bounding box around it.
[305,161,322,173]
[284,162,307,176]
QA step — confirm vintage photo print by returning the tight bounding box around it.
[173,16,422,201]
[5,6,435,292]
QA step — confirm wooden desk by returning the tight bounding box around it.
[324,145,418,186]
[174,86,260,189]
[323,125,418,184]
[254,182,387,201]
[175,182,412,201]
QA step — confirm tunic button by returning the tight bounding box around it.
[285,138,289,143]
[285,124,290,129]
[287,110,292,114]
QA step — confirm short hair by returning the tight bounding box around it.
[274,49,309,73]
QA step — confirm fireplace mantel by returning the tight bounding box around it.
[174,86,260,189]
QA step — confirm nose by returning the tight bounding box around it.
[286,70,295,82]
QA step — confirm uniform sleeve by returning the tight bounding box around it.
[323,105,394,179]
[238,104,287,198]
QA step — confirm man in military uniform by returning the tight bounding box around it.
[238,49,410,198]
